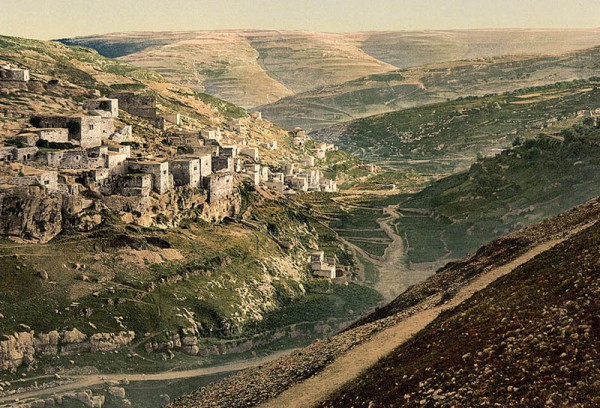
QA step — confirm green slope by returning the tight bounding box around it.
[394,121,600,265]
[316,78,600,174]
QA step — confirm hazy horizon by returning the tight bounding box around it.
[1,0,599,40]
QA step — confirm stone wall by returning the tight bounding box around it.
[38,149,102,170]
[35,128,69,143]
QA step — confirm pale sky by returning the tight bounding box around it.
[1,0,599,40]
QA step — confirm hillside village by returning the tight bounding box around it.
[0,63,345,286]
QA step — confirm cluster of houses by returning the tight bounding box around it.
[0,66,345,280]
[0,93,236,215]
[167,124,338,196]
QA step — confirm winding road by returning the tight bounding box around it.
[0,349,296,405]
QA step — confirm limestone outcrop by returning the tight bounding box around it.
[0,329,135,372]
[0,186,63,243]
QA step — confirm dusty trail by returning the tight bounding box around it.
[258,230,581,408]
[336,203,413,300]
[0,349,296,405]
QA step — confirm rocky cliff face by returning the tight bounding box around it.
[0,186,63,243]
[0,184,242,244]
[0,328,134,371]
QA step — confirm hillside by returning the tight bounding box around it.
[0,34,383,394]
[264,46,600,130]
[168,196,600,407]
[315,78,600,174]
[392,120,600,267]
[61,29,600,110]
[319,220,600,407]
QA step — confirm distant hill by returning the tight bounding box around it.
[262,45,600,130]
[60,29,600,110]
[314,78,600,174]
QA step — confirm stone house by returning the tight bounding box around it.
[319,178,337,192]
[180,145,219,157]
[212,156,234,173]
[291,176,309,192]
[126,160,172,194]
[220,145,238,158]
[303,155,315,167]
[226,119,244,134]
[39,149,101,170]
[0,147,16,161]
[108,144,131,157]
[202,172,233,203]
[10,167,58,192]
[14,147,38,163]
[197,154,212,178]
[168,132,202,147]
[309,251,337,279]
[250,111,262,120]
[282,163,296,176]
[263,181,284,193]
[0,64,30,82]
[117,173,153,198]
[171,158,201,188]
[89,168,111,188]
[31,115,113,149]
[260,166,270,183]
[83,98,119,118]
[111,92,157,119]
[200,127,222,141]
[244,164,261,185]
[271,172,285,183]
[105,151,128,175]
[164,113,181,125]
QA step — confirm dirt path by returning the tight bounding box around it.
[0,349,296,405]
[258,231,582,408]
[334,204,415,300]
